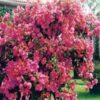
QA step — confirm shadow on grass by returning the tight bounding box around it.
[78,92,100,100]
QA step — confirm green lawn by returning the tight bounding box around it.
[75,60,100,100]
[76,84,100,100]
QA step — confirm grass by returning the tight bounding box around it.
[75,60,100,100]
[76,84,100,100]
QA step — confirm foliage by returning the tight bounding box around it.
[0,6,12,16]
[0,0,100,100]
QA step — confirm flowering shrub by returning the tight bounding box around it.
[0,0,100,100]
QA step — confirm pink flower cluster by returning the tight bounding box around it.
[0,0,99,100]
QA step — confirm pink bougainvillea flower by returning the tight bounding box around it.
[0,0,99,100]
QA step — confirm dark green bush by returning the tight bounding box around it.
[0,5,12,16]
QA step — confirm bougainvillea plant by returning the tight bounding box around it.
[0,0,100,100]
